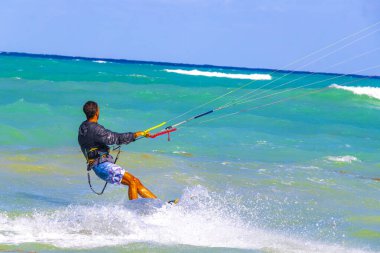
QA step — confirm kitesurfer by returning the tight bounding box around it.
[78,101,157,200]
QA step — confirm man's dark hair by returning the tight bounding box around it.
[83,101,98,119]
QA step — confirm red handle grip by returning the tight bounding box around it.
[149,128,177,138]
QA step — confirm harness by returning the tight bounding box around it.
[85,146,121,195]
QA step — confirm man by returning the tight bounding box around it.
[78,101,157,200]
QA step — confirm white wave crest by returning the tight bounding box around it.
[164,69,272,80]
[326,155,360,163]
[93,60,107,64]
[330,84,380,100]
[0,186,371,252]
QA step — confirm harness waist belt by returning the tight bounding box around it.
[86,148,112,170]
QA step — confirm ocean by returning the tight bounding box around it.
[0,53,379,253]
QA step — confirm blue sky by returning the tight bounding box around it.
[1,0,380,75]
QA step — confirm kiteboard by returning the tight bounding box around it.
[167,198,180,205]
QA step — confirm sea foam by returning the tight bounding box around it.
[330,84,380,100]
[164,69,272,80]
[326,155,360,163]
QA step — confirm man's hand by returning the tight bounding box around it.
[134,131,150,138]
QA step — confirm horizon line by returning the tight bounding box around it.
[1,51,379,79]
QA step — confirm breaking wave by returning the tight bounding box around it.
[330,84,380,100]
[164,69,272,80]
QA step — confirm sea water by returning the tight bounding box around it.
[0,53,379,253]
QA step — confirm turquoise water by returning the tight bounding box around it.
[0,53,379,253]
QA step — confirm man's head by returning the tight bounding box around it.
[83,101,99,121]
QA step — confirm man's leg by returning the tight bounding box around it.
[121,171,157,200]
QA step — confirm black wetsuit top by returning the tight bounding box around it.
[78,121,135,165]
